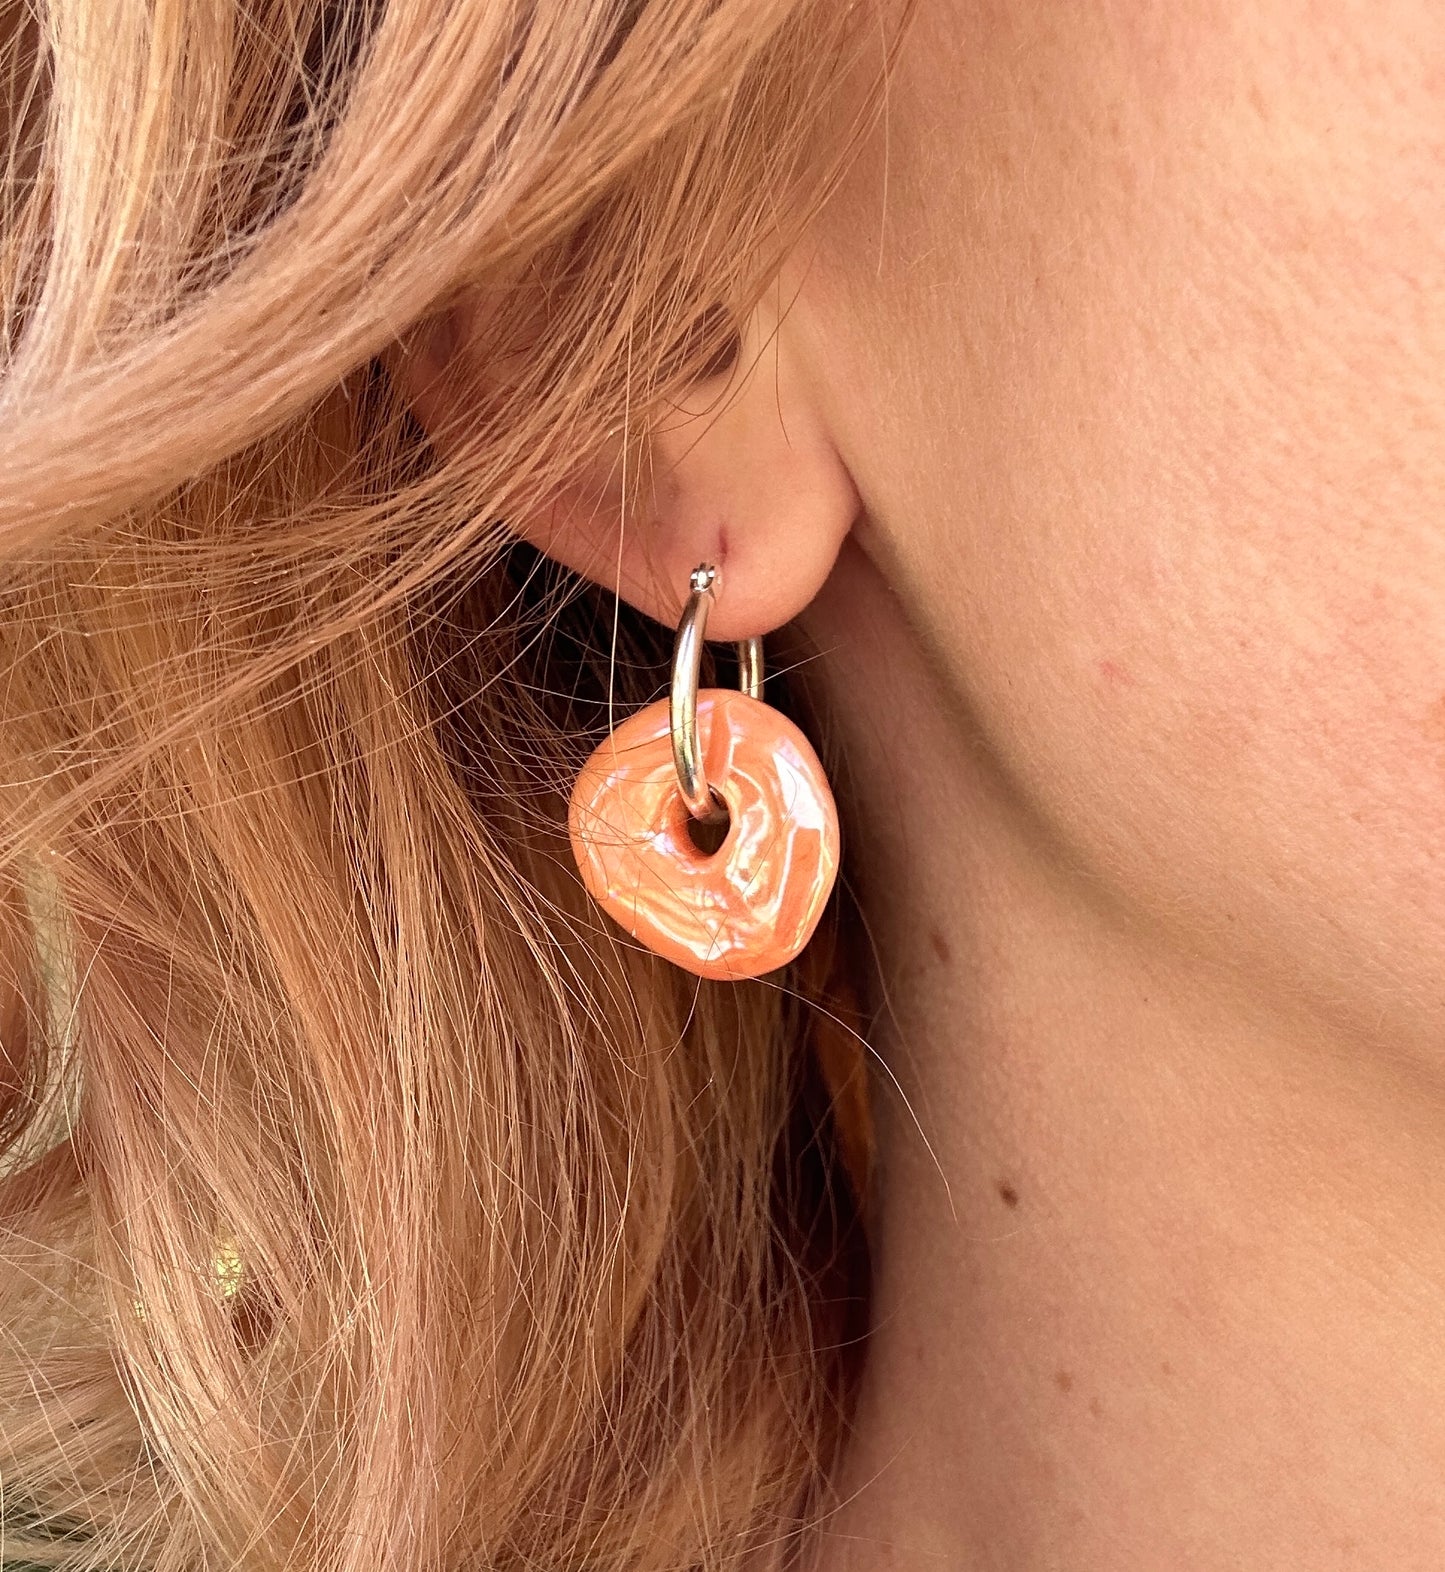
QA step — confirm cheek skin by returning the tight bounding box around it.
[802,0,1445,1048]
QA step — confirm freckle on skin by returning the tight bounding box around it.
[929,928,951,964]
[1160,1359,1174,1377]
[1054,1369,1074,1394]
[1088,1396,1102,1419]
[997,1180,1020,1208]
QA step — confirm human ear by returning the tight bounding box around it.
[396,286,859,641]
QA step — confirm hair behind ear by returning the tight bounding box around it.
[0,0,896,1564]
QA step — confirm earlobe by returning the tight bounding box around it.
[394,291,859,641]
[639,305,860,639]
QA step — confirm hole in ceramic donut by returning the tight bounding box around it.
[684,791,731,857]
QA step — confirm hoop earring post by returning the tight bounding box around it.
[670,564,764,822]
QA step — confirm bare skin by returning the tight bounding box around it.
[407,1,1445,1564]
[789,3,1445,1564]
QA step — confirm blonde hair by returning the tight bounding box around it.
[0,0,885,1567]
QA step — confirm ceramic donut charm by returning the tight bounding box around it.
[567,565,840,981]
[568,689,839,980]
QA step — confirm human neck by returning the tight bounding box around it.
[797,541,1445,1571]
